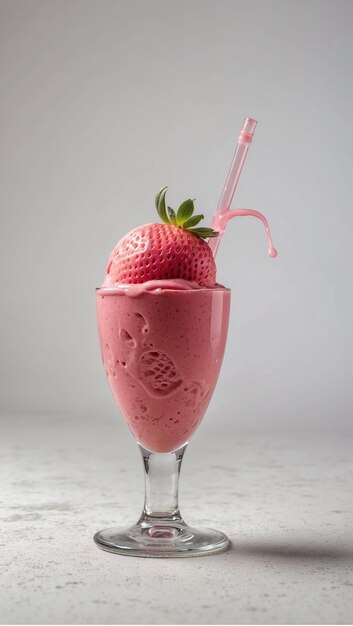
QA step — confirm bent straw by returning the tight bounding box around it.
[209,117,257,257]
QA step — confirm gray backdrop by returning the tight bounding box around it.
[1,0,352,431]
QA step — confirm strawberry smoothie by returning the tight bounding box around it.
[94,121,277,557]
[97,186,275,454]
[97,281,230,453]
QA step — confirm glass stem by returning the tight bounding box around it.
[138,443,187,524]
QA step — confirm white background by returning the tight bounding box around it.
[1,0,352,431]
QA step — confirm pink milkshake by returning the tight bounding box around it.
[94,118,277,557]
[97,282,230,453]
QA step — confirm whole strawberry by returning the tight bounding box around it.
[106,187,218,287]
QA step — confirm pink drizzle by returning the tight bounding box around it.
[210,208,277,258]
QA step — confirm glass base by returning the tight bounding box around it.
[94,519,230,558]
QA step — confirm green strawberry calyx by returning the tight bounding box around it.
[155,186,219,239]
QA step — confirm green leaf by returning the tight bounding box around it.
[154,187,216,237]
[183,214,204,229]
[155,187,166,211]
[155,188,162,210]
[189,227,219,239]
[177,199,194,225]
[167,206,177,225]
[156,187,170,224]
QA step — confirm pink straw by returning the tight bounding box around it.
[209,117,258,257]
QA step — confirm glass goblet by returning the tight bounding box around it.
[94,285,231,557]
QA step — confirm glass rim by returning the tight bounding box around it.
[95,285,231,293]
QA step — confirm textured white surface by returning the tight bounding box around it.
[1,414,353,624]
